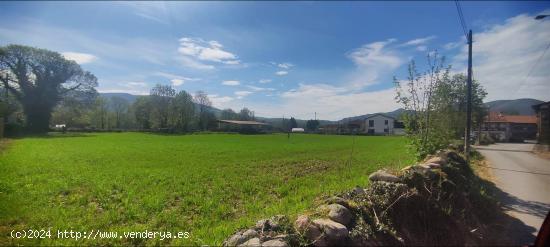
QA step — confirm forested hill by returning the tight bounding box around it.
[484,98,543,115]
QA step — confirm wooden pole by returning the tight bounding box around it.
[465,30,473,161]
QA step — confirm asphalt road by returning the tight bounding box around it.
[476,143,550,245]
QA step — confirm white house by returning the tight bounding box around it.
[291,128,305,132]
[364,114,397,135]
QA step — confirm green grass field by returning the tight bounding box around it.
[0,133,413,245]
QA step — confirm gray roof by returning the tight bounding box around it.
[218,120,270,126]
[364,113,396,120]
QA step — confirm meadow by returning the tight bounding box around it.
[0,132,413,245]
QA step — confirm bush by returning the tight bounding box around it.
[479,133,495,145]
[4,123,25,137]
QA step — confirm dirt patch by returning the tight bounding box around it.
[0,138,13,153]
[472,157,497,184]
[533,144,550,160]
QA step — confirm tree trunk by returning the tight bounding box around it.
[24,105,52,133]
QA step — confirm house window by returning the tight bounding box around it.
[384,120,388,125]
[368,120,374,127]
[384,128,389,133]
[368,129,374,134]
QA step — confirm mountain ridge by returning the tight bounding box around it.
[99,93,544,123]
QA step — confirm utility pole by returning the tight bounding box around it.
[465,29,473,161]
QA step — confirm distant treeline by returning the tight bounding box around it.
[5,84,268,133]
[0,44,322,135]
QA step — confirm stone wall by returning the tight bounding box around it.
[223,150,505,246]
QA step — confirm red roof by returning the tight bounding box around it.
[485,112,537,124]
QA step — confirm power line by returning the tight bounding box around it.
[457,1,468,37]
[515,41,550,95]
[454,0,469,40]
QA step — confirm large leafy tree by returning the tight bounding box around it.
[110,96,129,129]
[306,119,320,131]
[238,107,254,121]
[132,96,152,130]
[220,108,238,120]
[0,45,97,133]
[289,117,298,129]
[193,91,212,130]
[51,91,96,128]
[170,90,195,131]
[150,84,175,129]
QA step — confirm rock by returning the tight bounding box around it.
[313,218,349,244]
[425,156,447,165]
[242,229,259,240]
[401,165,413,171]
[262,239,288,247]
[327,204,353,226]
[239,237,261,247]
[369,170,401,183]
[352,186,365,195]
[294,215,310,230]
[312,238,329,247]
[445,151,467,165]
[226,229,259,246]
[418,163,431,169]
[274,234,288,240]
[425,162,441,169]
[226,230,255,246]
[256,219,269,230]
[256,215,286,232]
[294,215,323,242]
[325,196,351,208]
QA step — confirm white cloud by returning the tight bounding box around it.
[247,85,275,92]
[209,95,234,108]
[98,81,150,95]
[401,35,436,46]
[278,63,294,69]
[251,84,399,120]
[416,45,428,52]
[177,37,240,69]
[171,79,184,86]
[451,11,550,101]
[125,81,147,87]
[0,20,171,67]
[444,41,463,50]
[345,39,403,89]
[119,2,171,24]
[276,71,288,76]
[61,52,98,64]
[239,39,407,120]
[155,72,200,86]
[222,80,240,86]
[259,79,272,84]
[235,90,253,99]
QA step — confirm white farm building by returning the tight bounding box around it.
[364,114,403,135]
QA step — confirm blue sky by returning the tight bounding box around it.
[1,1,549,120]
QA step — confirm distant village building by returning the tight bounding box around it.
[480,112,537,142]
[364,114,397,135]
[320,114,405,135]
[291,128,305,132]
[533,101,550,144]
[217,120,269,133]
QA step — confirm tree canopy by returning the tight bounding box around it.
[0,44,97,133]
[394,52,487,158]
